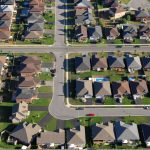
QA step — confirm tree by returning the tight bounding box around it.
[127,15,131,21]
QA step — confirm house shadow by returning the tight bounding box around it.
[0,106,12,122]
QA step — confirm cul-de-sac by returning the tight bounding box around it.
[0,0,149,149]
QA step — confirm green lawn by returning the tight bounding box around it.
[69,98,85,105]
[79,117,103,126]
[120,0,131,4]
[31,98,51,106]
[0,141,22,149]
[104,97,115,105]
[65,120,74,128]
[38,72,53,81]
[141,97,150,104]
[122,116,149,124]
[44,117,57,131]
[38,86,52,93]
[25,111,47,124]
[0,102,15,107]
[14,53,55,63]
[122,97,134,105]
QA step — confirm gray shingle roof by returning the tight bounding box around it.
[76,79,93,97]
[108,56,125,68]
[141,57,150,70]
[75,55,90,72]
[10,122,41,145]
[114,121,140,141]
[91,122,115,142]
[67,125,86,146]
[126,56,142,70]
[141,124,150,143]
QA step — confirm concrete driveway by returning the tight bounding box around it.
[127,0,150,9]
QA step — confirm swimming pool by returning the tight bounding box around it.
[95,77,109,82]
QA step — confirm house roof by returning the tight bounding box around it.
[18,76,39,88]
[111,81,131,96]
[0,5,14,12]
[105,27,120,38]
[141,56,150,70]
[123,25,137,38]
[74,0,92,8]
[24,31,43,39]
[37,129,65,145]
[76,79,93,97]
[114,121,140,141]
[29,5,44,13]
[12,102,28,114]
[108,56,125,68]
[126,56,142,70]
[139,25,150,38]
[94,81,111,96]
[141,124,150,143]
[0,30,10,39]
[129,79,148,96]
[75,25,88,39]
[27,13,44,23]
[109,6,126,16]
[91,54,108,70]
[0,12,12,20]
[0,20,11,30]
[0,0,14,5]
[67,125,86,145]
[88,26,103,40]
[91,122,115,142]
[75,55,90,72]
[10,122,41,145]
[16,88,37,99]
[28,22,44,31]
[136,9,150,18]
[11,102,28,122]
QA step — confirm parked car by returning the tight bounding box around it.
[86,113,95,116]
[76,107,84,110]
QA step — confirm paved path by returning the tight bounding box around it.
[57,120,65,129]
[127,0,150,9]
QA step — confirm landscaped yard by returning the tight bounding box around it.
[31,98,51,106]
[44,117,57,131]
[38,86,52,93]
[25,111,48,124]
[38,72,53,81]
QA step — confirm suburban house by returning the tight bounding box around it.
[7,122,42,145]
[91,54,108,71]
[76,79,93,99]
[94,81,111,99]
[18,76,40,89]
[75,25,88,42]
[14,88,38,103]
[129,79,148,100]
[10,102,30,123]
[109,6,126,20]
[75,9,94,25]
[16,56,41,76]
[114,121,140,144]
[111,81,131,102]
[75,55,90,73]
[102,0,119,7]
[135,9,150,23]
[139,25,150,41]
[125,55,142,73]
[88,26,103,42]
[91,122,115,144]
[141,56,150,71]
[105,27,120,40]
[140,124,150,147]
[108,56,125,71]
[66,125,86,149]
[37,129,65,149]
[74,0,92,10]
[123,25,137,43]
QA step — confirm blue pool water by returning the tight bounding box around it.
[95,78,109,82]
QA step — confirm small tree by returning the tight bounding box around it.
[127,15,131,21]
